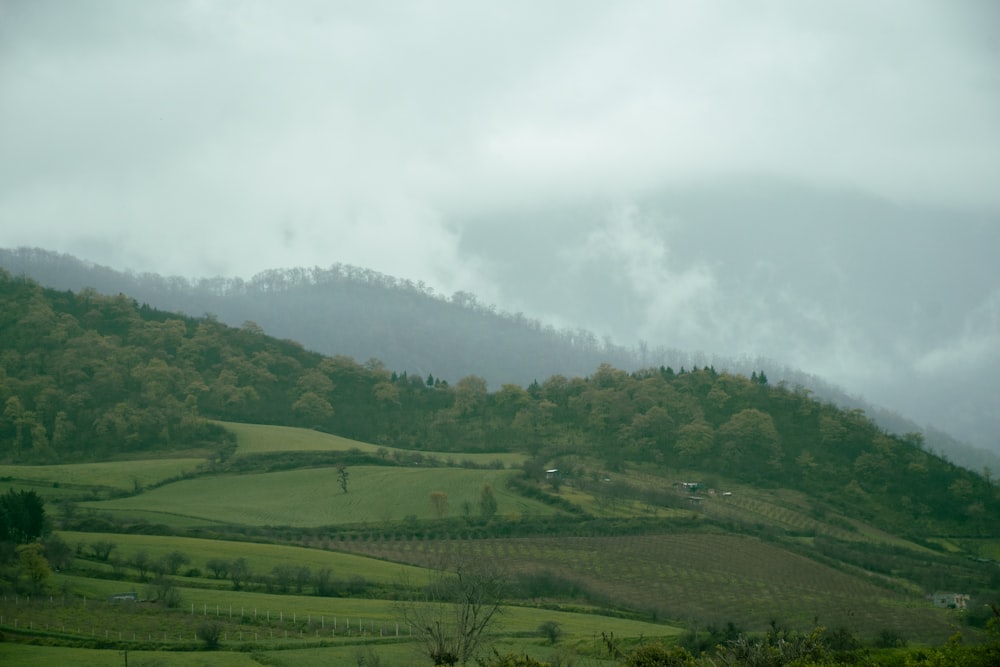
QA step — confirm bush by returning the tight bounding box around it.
[475,651,550,667]
[197,622,222,650]
[621,643,696,667]
[537,620,562,645]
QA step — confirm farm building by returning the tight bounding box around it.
[930,592,970,609]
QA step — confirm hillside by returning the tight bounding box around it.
[3,246,996,476]
[2,277,1000,663]
[1,270,997,538]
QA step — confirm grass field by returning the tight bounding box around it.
[218,420,526,467]
[81,466,556,527]
[0,458,206,492]
[3,568,677,666]
[57,531,430,586]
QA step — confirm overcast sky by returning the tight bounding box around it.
[2,1,999,448]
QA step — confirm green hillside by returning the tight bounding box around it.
[3,272,1000,665]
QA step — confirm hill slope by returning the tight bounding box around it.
[2,246,997,475]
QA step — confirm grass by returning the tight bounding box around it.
[57,531,430,586]
[218,420,526,467]
[0,458,206,492]
[3,567,678,666]
[81,466,557,527]
[0,644,258,666]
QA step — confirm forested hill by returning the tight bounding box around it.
[1,246,997,476]
[1,270,997,538]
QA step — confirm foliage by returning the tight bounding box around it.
[1,272,997,542]
[0,489,46,544]
[537,620,562,645]
[196,621,223,650]
[621,642,696,667]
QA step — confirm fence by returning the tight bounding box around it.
[0,593,413,645]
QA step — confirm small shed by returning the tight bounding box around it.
[930,592,970,609]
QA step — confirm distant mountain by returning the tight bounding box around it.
[2,246,997,475]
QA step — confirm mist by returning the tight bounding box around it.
[1,1,998,450]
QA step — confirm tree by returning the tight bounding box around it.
[205,557,230,580]
[537,620,562,645]
[229,557,251,590]
[162,549,190,575]
[133,550,151,581]
[292,391,334,422]
[197,621,223,650]
[0,489,46,543]
[400,555,506,666]
[431,491,450,518]
[337,464,349,493]
[90,539,116,561]
[18,543,51,593]
[479,483,498,520]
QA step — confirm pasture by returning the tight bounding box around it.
[57,531,430,586]
[3,570,677,667]
[81,466,556,527]
[218,420,526,467]
[0,458,206,492]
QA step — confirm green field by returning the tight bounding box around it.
[57,531,430,585]
[0,458,206,492]
[219,420,526,467]
[81,466,554,527]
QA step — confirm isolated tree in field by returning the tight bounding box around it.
[537,620,562,645]
[399,554,506,666]
[430,491,450,518]
[479,484,498,520]
[337,464,349,493]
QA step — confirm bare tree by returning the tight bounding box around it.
[399,554,506,666]
[430,491,450,518]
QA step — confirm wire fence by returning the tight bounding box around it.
[0,593,414,646]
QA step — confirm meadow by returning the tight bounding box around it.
[80,465,555,527]
[0,458,206,493]
[219,420,526,468]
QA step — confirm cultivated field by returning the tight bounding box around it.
[336,532,962,642]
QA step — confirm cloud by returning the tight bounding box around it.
[2,0,999,448]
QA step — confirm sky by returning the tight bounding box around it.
[2,1,999,449]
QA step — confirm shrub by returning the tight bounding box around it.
[197,622,222,650]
